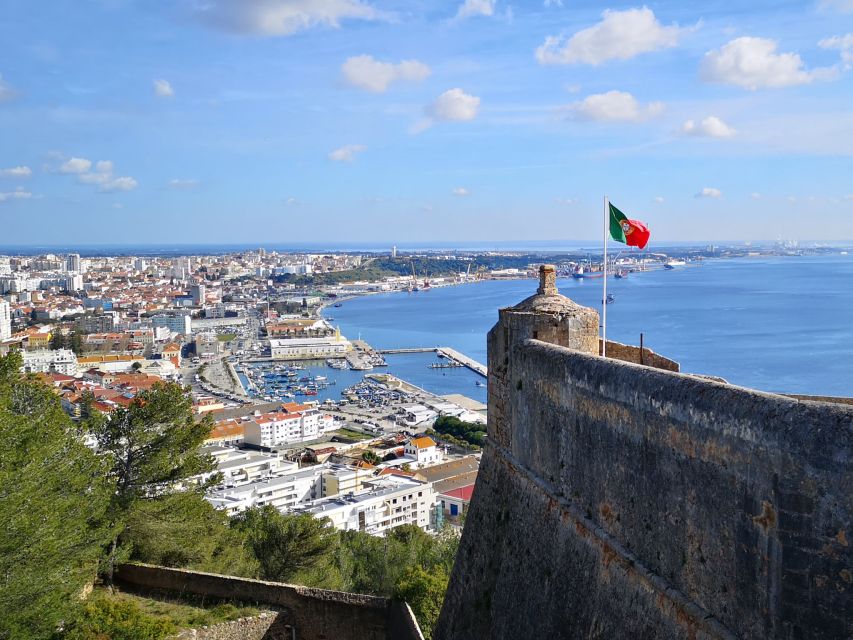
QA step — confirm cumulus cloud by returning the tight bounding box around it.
[429,88,480,120]
[0,188,32,203]
[0,166,32,178]
[535,7,688,65]
[341,55,431,93]
[452,187,470,196]
[567,90,664,122]
[695,187,722,199]
[169,179,200,189]
[455,0,495,20]
[701,37,837,89]
[194,0,384,36]
[0,74,18,102]
[653,196,664,204]
[819,33,853,70]
[328,144,366,162]
[60,157,93,174]
[57,155,137,192]
[153,79,174,97]
[414,88,481,132]
[681,116,736,138]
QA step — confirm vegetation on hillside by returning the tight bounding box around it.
[0,351,457,639]
[430,415,487,449]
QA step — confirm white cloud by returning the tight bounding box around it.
[543,0,563,7]
[153,79,174,97]
[681,116,736,138]
[195,0,384,36]
[57,155,137,192]
[60,157,92,174]
[653,196,664,204]
[695,187,722,198]
[555,197,579,205]
[0,74,17,102]
[429,88,480,121]
[701,37,837,89]
[169,179,200,189]
[328,144,367,162]
[0,166,32,178]
[455,0,495,20]
[0,188,32,203]
[750,192,762,200]
[819,33,853,70]
[341,55,431,93]
[100,176,138,192]
[535,7,688,65]
[568,90,664,122]
[452,187,470,196]
[844,194,853,200]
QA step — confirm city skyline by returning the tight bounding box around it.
[1,0,853,243]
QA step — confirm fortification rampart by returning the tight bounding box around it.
[435,266,852,640]
[115,564,423,640]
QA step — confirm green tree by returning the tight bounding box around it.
[49,328,66,350]
[131,361,143,371]
[67,329,84,355]
[92,382,217,583]
[0,352,114,639]
[361,450,380,465]
[393,566,449,640]
[234,507,338,583]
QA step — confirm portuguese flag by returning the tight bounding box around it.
[609,202,650,249]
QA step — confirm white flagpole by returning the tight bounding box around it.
[602,195,608,358]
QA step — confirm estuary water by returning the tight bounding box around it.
[327,254,853,400]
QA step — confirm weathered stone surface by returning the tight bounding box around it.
[436,286,853,640]
[116,564,423,640]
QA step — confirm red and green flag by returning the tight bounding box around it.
[609,202,650,249]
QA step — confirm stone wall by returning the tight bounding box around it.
[435,268,852,640]
[600,337,680,371]
[172,612,281,640]
[116,564,422,640]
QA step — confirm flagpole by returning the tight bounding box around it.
[602,195,608,358]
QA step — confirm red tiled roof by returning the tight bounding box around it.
[442,484,475,502]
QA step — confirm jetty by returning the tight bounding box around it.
[377,346,488,377]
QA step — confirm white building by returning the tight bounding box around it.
[243,407,336,448]
[66,253,81,273]
[203,446,298,486]
[294,476,436,536]
[21,349,78,375]
[403,436,443,468]
[151,312,192,335]
[0,300,11,340]
[269,336,352,360]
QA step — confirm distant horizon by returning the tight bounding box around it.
[1,239,850,258]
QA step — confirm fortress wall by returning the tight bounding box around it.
[438,337,852,639]
[116,564,421,640]
[599,338,681,371]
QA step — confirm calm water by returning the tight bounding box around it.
[326,255,853,398]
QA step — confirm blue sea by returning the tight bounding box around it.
[326,255,853,400]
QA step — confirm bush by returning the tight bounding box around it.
[60,595,177,640]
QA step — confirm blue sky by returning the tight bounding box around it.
[1,0,852,245]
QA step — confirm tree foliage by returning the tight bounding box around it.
[90,382,217,580]
[0,352,114,640]
[431,416,486,448]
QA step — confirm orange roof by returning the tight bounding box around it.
[281,401,311,413]
[208,419,245,440]
[410,436,436,449]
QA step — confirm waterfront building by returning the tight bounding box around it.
[243,406,336,448]
[269,334,352,360]
[266,318,332,338]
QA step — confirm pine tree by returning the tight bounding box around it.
[0,352,114,639]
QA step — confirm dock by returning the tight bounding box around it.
[377,346,488,377]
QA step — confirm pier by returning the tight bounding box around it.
[375,346,488,377]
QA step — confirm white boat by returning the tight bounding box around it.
[664,260,686,269]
